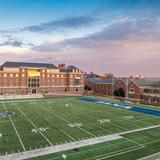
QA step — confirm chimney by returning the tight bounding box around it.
[58,64,65,69]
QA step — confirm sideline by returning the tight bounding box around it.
[1,124,160,160]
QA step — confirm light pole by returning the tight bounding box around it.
[112,76,114,97]
[126,78,129,101]
[48,58,54,94]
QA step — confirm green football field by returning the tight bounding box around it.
[0,97,160,160]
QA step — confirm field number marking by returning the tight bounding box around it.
[97,119,110,124]
[67,123,82,128]
[32,127,49,133]
[123,116,134,119]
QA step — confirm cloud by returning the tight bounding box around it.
[112,17,129,24]
[0,40,23,47]
[0,0,160,76]
[33,15,160,52]
[27,14,160,76]
[22,15,97,33]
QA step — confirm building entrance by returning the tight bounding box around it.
[28,74,40,94]
[32,89,37,94]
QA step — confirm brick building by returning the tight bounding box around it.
[85,77,127,96]
[127,79,160,105]
[0,62,84,95]
[85,76,160,105]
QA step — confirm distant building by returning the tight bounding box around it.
[0,61,84,95]
[85,75,160,105]
[85,76,126,96]
[128,78,160,105]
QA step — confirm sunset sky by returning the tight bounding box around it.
[0,0,160,76]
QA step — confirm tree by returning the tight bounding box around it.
[84,85,92,91]
[114,88,125,97]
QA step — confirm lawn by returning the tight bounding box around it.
[0,97,159,160]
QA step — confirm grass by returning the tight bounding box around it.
[0,96,159,160]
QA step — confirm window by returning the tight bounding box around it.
[3,67,19,72]
[129,94,134,98]
[74,79,80,85]
[16,74,19,77]
[129,88,134,92]
[42,69,45,73]
[22,69,25,72]
[22,74,25,77]
[28,77,40,88]
[10,73,13,77]
[76,88,79,92]
[65,88,68,92]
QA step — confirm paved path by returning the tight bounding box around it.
[0,134,122,160]
[1,124,160,160]
[120,124,160,135]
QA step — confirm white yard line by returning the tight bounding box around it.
[123,136,144,147]
[143,139,160,146]
[59,132,160,160]
[79,111,130,132]
[138,152,160,160]
[72,113,111,134]
[20,131,160,160]
[53,110,97,138]
[42,106,97,138]
[2,103,26,151]
[97,146,144,160]
[89,138,160,160]
[0,124,160,160]
[68,104,113,133]
[15,104,53,146]
[0,134,122,160]
[85,145,143,160]
[31,108,76,141]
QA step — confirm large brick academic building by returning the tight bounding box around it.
[0,62,84,95]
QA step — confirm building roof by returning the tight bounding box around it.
[132,78,160,89]
[89,78,116,84]
[85,74,99,78]
[121,79,132,84]
[65,65,79,72]
[59,65,81,73]
[1,61,58,69]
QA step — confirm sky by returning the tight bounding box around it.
[0,0,160,76]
